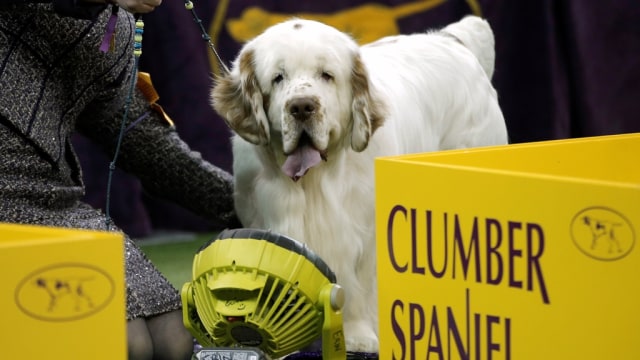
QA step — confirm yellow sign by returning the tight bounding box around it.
[376,133,639,359]
[0,223,126,359]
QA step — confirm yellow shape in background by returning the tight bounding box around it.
[208,0,482,75]
[227,0,446,45]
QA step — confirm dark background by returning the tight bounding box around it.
[73,0,640,238]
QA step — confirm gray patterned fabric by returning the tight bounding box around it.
[0,4,238,319]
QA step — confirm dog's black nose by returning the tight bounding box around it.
[288,97,316,121]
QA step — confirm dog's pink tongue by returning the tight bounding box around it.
[282,145,322,181]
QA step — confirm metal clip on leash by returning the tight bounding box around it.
[183,0,229,75]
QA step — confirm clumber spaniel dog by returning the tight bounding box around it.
[212,16,508,353]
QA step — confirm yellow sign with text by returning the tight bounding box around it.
[0,224,126,359]
[376,133,639,359]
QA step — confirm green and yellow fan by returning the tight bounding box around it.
[181,228,346,359]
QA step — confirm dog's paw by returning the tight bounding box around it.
[345,334,379,354]
[343,322,379,353]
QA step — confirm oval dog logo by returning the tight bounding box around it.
[571,207,635,261]
[15,263,115,321]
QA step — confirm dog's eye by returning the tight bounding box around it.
[321,71,334,81]
[273,74,284,84]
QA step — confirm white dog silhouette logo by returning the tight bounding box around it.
[571,207,635,261]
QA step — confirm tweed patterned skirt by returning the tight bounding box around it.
[0,120,181,319]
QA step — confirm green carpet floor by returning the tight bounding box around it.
[137,232,217,289]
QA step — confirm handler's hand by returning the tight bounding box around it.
[84,0,162,14]
[114,0,162,14]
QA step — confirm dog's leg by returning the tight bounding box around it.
[339,249,379,353]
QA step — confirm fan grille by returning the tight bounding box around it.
[192,267,322,357]
[183,230,337,358]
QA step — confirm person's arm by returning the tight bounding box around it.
[76,74,240,229]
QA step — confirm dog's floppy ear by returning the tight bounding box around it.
[211,49,270,145]
[350,54,386,152]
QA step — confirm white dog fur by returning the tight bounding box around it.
[212,16,508,353]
